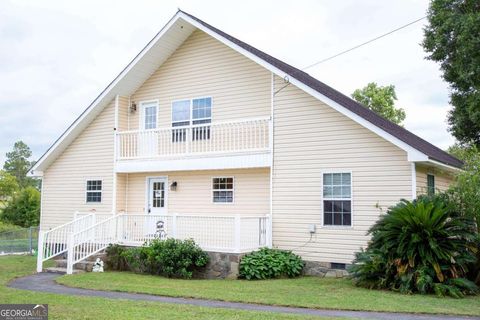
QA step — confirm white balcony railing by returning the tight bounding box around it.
[116,117,271,160]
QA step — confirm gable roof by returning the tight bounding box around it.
[31,10,462,174]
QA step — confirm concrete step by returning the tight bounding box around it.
[55,259,95,272]
[53,251,106,272]
[43,267,84,274]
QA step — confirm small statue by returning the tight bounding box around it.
[92,258,104,272]
[154,220,167,240]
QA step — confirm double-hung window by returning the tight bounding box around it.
[323,172,352,226]
[86,180,102,203]
[172,97,211,142]
[212,177,234,203]
[427,174,435,196]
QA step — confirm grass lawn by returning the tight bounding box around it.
[57,270,480,316]
[0,255,338,320]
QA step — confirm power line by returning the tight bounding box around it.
[302,16,426,70]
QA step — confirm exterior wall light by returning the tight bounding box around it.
[130,102,137,113]
[170,181,177,191]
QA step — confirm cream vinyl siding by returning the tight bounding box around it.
[117,96,129,131]
[416,164,454,196]
[272,76,412,264]
[125,168,269,215]
[128,30,270,130]
[116,173,127,213]
[40,101,115,231]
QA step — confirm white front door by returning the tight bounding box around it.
[147,177,167,215]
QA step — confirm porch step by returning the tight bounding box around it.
[55,259,95,272]
[53,251,106,272]
[43,267,84,274]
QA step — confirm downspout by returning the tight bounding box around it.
[269,72,275,248]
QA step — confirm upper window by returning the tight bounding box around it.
[212,177,234,203]
[141,102,157,130]
[172,97,212,141]
[427,174,435,196]
[323,172,351,226]
[86,180,102,203]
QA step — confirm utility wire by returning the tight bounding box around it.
[302,16,426,70]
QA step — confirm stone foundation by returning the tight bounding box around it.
[303,261,350,278]
[195,251,244,279]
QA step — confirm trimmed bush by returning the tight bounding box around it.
[239,248,304,280]
[105,244,128,271]
[349,195,478,298]
[121,238,209,279]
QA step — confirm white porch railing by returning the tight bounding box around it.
[59,213,269,274]
[117,214,269,252]
[116,117,271,160]
[38,212,270,274]
[36,213,95,272]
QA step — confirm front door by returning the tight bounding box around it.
[147,177,167,215]
[145,177,168,239]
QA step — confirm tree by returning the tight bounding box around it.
[447,143,477,161]
[351,82,406,125]
[3,141,36,188]
[1,187,40,227]
[447,147,480,284]
[423,0,480,146]
[0,170,19,202]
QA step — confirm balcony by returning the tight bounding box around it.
[115,117,272,172]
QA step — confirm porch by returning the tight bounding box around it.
[37,212,270,274]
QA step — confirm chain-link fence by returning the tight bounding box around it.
[0,226,39,255]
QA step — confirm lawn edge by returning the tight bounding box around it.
[54,273,479,317]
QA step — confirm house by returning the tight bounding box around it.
[31,10,462,275]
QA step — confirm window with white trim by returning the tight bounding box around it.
[212,177,234,203]
[323,173,351,226]
[172,97,211,142]
[86,180,102,203]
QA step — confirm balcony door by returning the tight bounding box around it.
[138,101,158,157]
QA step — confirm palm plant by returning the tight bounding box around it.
[349,195,478,298]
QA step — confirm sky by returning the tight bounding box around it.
[0,0,454,165]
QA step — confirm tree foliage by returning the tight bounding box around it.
[352,82,406,125]
[1,187,40,227]
[446,147,480,283]
[3,141,36,189]
[349,196,478,298]
[423,0,480,146]
[0,170,19,201]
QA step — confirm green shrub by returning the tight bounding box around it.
[0,221,22,233]
[105,244,128,271]
[122,238,209,279]
[1,187,40,227]
[349,195,478,298]
[239,248,304,280]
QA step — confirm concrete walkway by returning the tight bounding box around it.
[8,273,480,320]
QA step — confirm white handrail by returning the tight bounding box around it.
[118,117,271,134]
[36,213,95,272]
[67,215,119,274]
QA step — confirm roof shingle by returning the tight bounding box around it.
[182,10,462,168]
